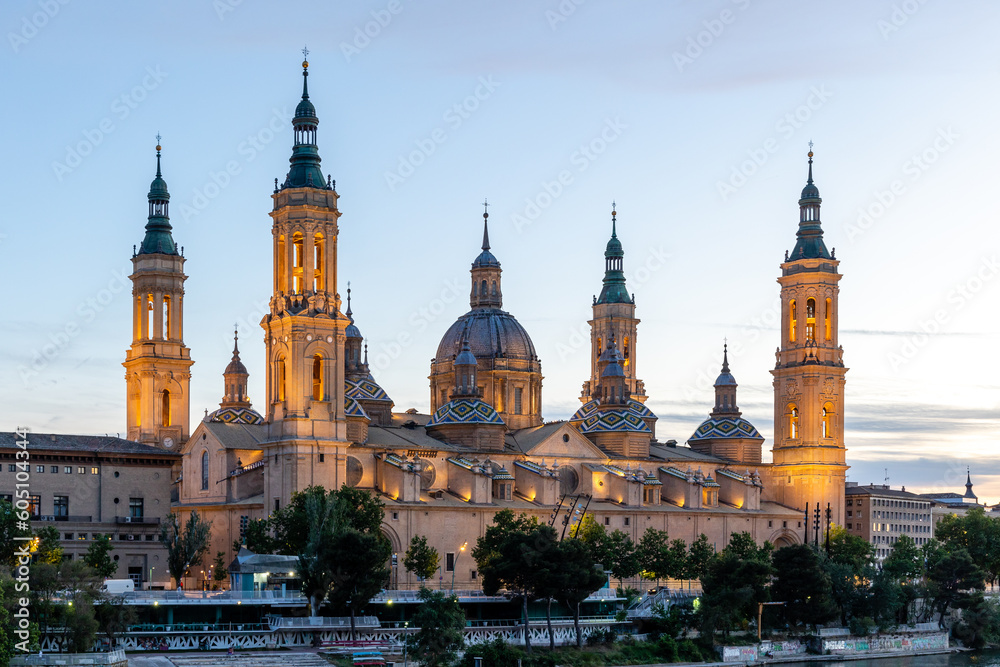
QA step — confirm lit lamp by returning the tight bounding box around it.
[450,542,467,594]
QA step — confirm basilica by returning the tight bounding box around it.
[124,57,848,590]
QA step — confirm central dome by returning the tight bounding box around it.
[435,309,538,363]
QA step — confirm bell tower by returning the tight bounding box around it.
[260,53,351,507]
[582,205,646,404]
[123,139,193,450]
[770,148,849,526]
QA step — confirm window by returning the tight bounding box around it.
[391,511,399,521]
[319,453,325,463]
[273,498,280,513]
[129,498,144,520]
[788,404,799,439]
[789,300,797,343]
[514,387,523,415]
[64,466,72,474]
[313,234,325,292]
[7,464,13,472]
[445,552,455,572]
[623,336,630,367]
[77,467,85,474]
[163,295,171,339]
[64,533,74,540]
[604,517,610,526]
[805,298,816,342]
[822,404,833,438]
[277,235,286,291]
[240,515,249,539]
[29,495,40,519]
[53,495,69,518]
[624,517,630,526]
[201,451,209,491]
[312,354,323,401]
[162,390,171,427]
[277,358,286,402]
[78,534,87,540]
[847,523,853,530]
[91,467,98,475]
[768,521,773,528]
[847,499,853,506]
[36,465,44,473]
[51,466,58,473]
[292,233,304,293]
[825,298,832,340]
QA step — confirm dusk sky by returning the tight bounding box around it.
[4,2,999,500]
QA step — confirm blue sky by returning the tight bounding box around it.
[3,1,999,500]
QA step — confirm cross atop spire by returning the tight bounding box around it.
[481,199,491,251]
[611,201,617,236]
[155,134,163,177]
[302,45,309,61]
[722,340,730,374]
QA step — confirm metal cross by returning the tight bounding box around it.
[808,139,814,151]
[482,199,489,214]
[156,132,161,145]
[302,45,309,60]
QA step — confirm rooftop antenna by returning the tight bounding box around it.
[884,468,889,484]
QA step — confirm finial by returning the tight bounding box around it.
[232,325,241,358]
[722,340,730,373]
[327,174,332,189]
[346,281,353,319]
[274,178,279,193]
[302,45,309,67]
[611,201,617,237]
[300,47,310,99]
[155,134,162,177]
[364,340,369,365]
[806,143,814,184]
[481,199,491,251]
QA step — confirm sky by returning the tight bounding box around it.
[3,1,999,501]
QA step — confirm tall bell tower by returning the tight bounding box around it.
[581,205,646,404]
[260,53,351,508]
[123,139,193,450]
[770,148,849,526]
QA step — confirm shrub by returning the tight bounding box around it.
[460,638,524,667]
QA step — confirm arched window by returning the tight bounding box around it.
[201,451,209,491]
[789,300,797,343]
[146,294,155,339]
[312,354,323,401]
[596,337,602,360]
[292,233,304,293]
[825,298,832,341]
[313,234,325,292]
[788,404,799,439]
[491,281,497,296]
[480,279,487,297]
[623,336,630,367]
[277,235,286,292]
[822,403,834,438]
[162,390,171,427]
[162,296,171,339]
[806,298,816,342]
[277,358,286,402]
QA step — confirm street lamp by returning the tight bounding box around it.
[450,542,467,594]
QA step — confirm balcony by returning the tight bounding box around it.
[36,515,93,523]
[115,516,160,524]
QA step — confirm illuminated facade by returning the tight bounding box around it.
[122,57,850,590]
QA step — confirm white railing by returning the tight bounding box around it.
[266,615,380,628]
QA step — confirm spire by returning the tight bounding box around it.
[452,327,480,398]
[346,281,353,322]
[965,468,977,499]
[221,326,252,409]
[281,49,327,190]
[597,202,629,304]
[787,144,831,262]
[721,341,731,374]
[712,340,739,416]
[138,136,178,256]
[471,201,502,308]
[481,199,491,251]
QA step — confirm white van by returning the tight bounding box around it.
[101,579,135,594]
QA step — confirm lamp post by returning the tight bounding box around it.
[450,542,467,594]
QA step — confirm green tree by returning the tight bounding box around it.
[83,535,117,579]
[239,518,276,554]
[161,510,212,588]
[926,547,985,626]
[604,530,640,590]
[212,551,229,587]
[883,534,922,583]
[34,525,63,565]
[771,544,838,630]
[665,539,688,580]
[0,499,31,568]
[95,596,137,648]
[296,488,339,617]
[407,588,467,667]
[826,525,875,574]
[953,592,1000,649]
[554,538,607,647]
[404,535,440,583]
[472,509,538,576]
[64,592,99,653]
[326,528,391,639]
[685,534,716,582]
[638,528,671,585]
[699,551,773,638]
[937,508,1000,586]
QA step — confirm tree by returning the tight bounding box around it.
[685,534,716,583]
[604,530,640,590]
[553,538,606,647]
[95,596,137,648]
[327,528,392,639]
[212,551,229,587]
[638,528,671,585]
[296,488,339,617]
[238,518,276,554]
[723,532,772,563]
[771,544,838,630]
[699,551,773,638]
[34,526,63,565]
[161,510,212,588]
[665,539,688,580]
[404,535,440,583]
[64,592,99,653]
[925,548,985,626]
[83,535,117,579]
[826,525,875,574]
[0,499,31,569]
[937,508,1000,586]
[472,509,538,575]
[407,588,467,667]
[882,534,922,583]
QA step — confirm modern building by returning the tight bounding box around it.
[919,470,983,524]
[844,482,934,561]
[0,433,177,586]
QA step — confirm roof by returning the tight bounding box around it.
[365,421,465,454]
[428,398,504,427]
[201,422,268,450]
[576,408,650,434]
[345,397,370,419]
[208,406,264,425]
[0,432,179,458]
[505,422,567,453]
[845,485,929,501]
[571,399,656,422]
[435,308,538,363]
[688,416,763,442]
[346,378,393,403]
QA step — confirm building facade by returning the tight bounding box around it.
[844,482,934,562]
[107,56,852,590]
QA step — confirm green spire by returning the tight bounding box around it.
[788,144,831,261]
[281,48,327,190]
[138,136,178,256]
[596,202,631,304]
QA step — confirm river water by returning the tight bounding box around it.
[781,650,1000,666]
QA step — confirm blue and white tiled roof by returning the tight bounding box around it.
[428,398,505,427]
[688,416,763,442]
